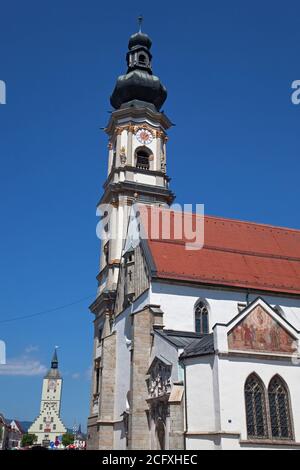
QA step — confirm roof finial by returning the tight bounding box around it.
[138,15,143,32]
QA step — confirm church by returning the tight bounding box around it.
[28,349,67,446]
[87,25,300,450]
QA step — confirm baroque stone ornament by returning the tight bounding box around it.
[134,123,155,137]
[155,129,165,139]
[160,152,166,173]
[120,146,127,165]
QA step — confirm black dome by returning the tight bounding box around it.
[128,32,152,50]
[110,30,167,111]
[110,70,167,111]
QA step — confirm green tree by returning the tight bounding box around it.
[62,433,74,447]
[21,433,37,447]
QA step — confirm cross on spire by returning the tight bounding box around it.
[138,15,143,32]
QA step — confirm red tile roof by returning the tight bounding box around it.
[139,206,300,295]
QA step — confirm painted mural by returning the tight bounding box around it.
[228,305,297,354]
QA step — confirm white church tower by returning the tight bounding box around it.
[87,21,174,448]
[28,348,67,446]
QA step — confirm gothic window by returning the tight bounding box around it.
[268,375,293,440]
[95,363,101,395]
[136,149,150,170]
[244,374,268,439]
[195,300,209,334]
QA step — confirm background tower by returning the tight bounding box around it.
[28,348,67,446]
[87,26,174,449]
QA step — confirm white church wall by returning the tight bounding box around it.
[184,353,300,449]
[113,290,150,449]
[150,281,300,333]
[184,356,216,433]
[217,355,300,443]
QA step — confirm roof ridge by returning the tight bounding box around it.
[203,214,300,233]
[140,204,300,234]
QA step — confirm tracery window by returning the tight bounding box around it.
[245,374,268,439]
[195,300,209,334]
[244,373,294,441]
[268,376,293,440]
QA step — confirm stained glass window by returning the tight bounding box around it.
[245,374,268,439]
[268,376,293,440]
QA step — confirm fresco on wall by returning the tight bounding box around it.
[228,305,297,353]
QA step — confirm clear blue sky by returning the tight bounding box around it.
[0,0,299,430]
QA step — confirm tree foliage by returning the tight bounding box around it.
[21,433,37,447]
[62,432,74,447]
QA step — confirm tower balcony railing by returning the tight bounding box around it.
[136,162,150,170]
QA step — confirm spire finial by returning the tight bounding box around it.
[51,346,59,368]
[138,15,143,32]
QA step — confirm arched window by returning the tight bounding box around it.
[194,300,209,334]
[244,374,268,439]
[139,54,146,65]
[268,375,293,440]
[136,149,150,170]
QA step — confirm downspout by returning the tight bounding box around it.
[181,359,187,450]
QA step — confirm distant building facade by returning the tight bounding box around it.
[7,420,24,448]
[28,349,67,446]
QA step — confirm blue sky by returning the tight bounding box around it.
[0,0,300,430]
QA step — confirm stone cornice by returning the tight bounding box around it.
[105,107,173,134]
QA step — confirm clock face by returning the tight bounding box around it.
[136,128,153,145]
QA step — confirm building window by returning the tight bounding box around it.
[139,54,146,65]
[39,424,43,430]
[53,424,56,431]
[103,242,109,265]
[244,373,294,441]
[245,373,268,439]
[98,326,103,343]
[268,375,293,440]
[95,363,101,395]
[194,300,209,334]
[136,150,150,170]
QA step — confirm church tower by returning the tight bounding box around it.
[28,348,67,446]
[87,23,174,449]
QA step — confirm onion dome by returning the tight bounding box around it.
[110,28,167,111]
[128,32,152,50]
